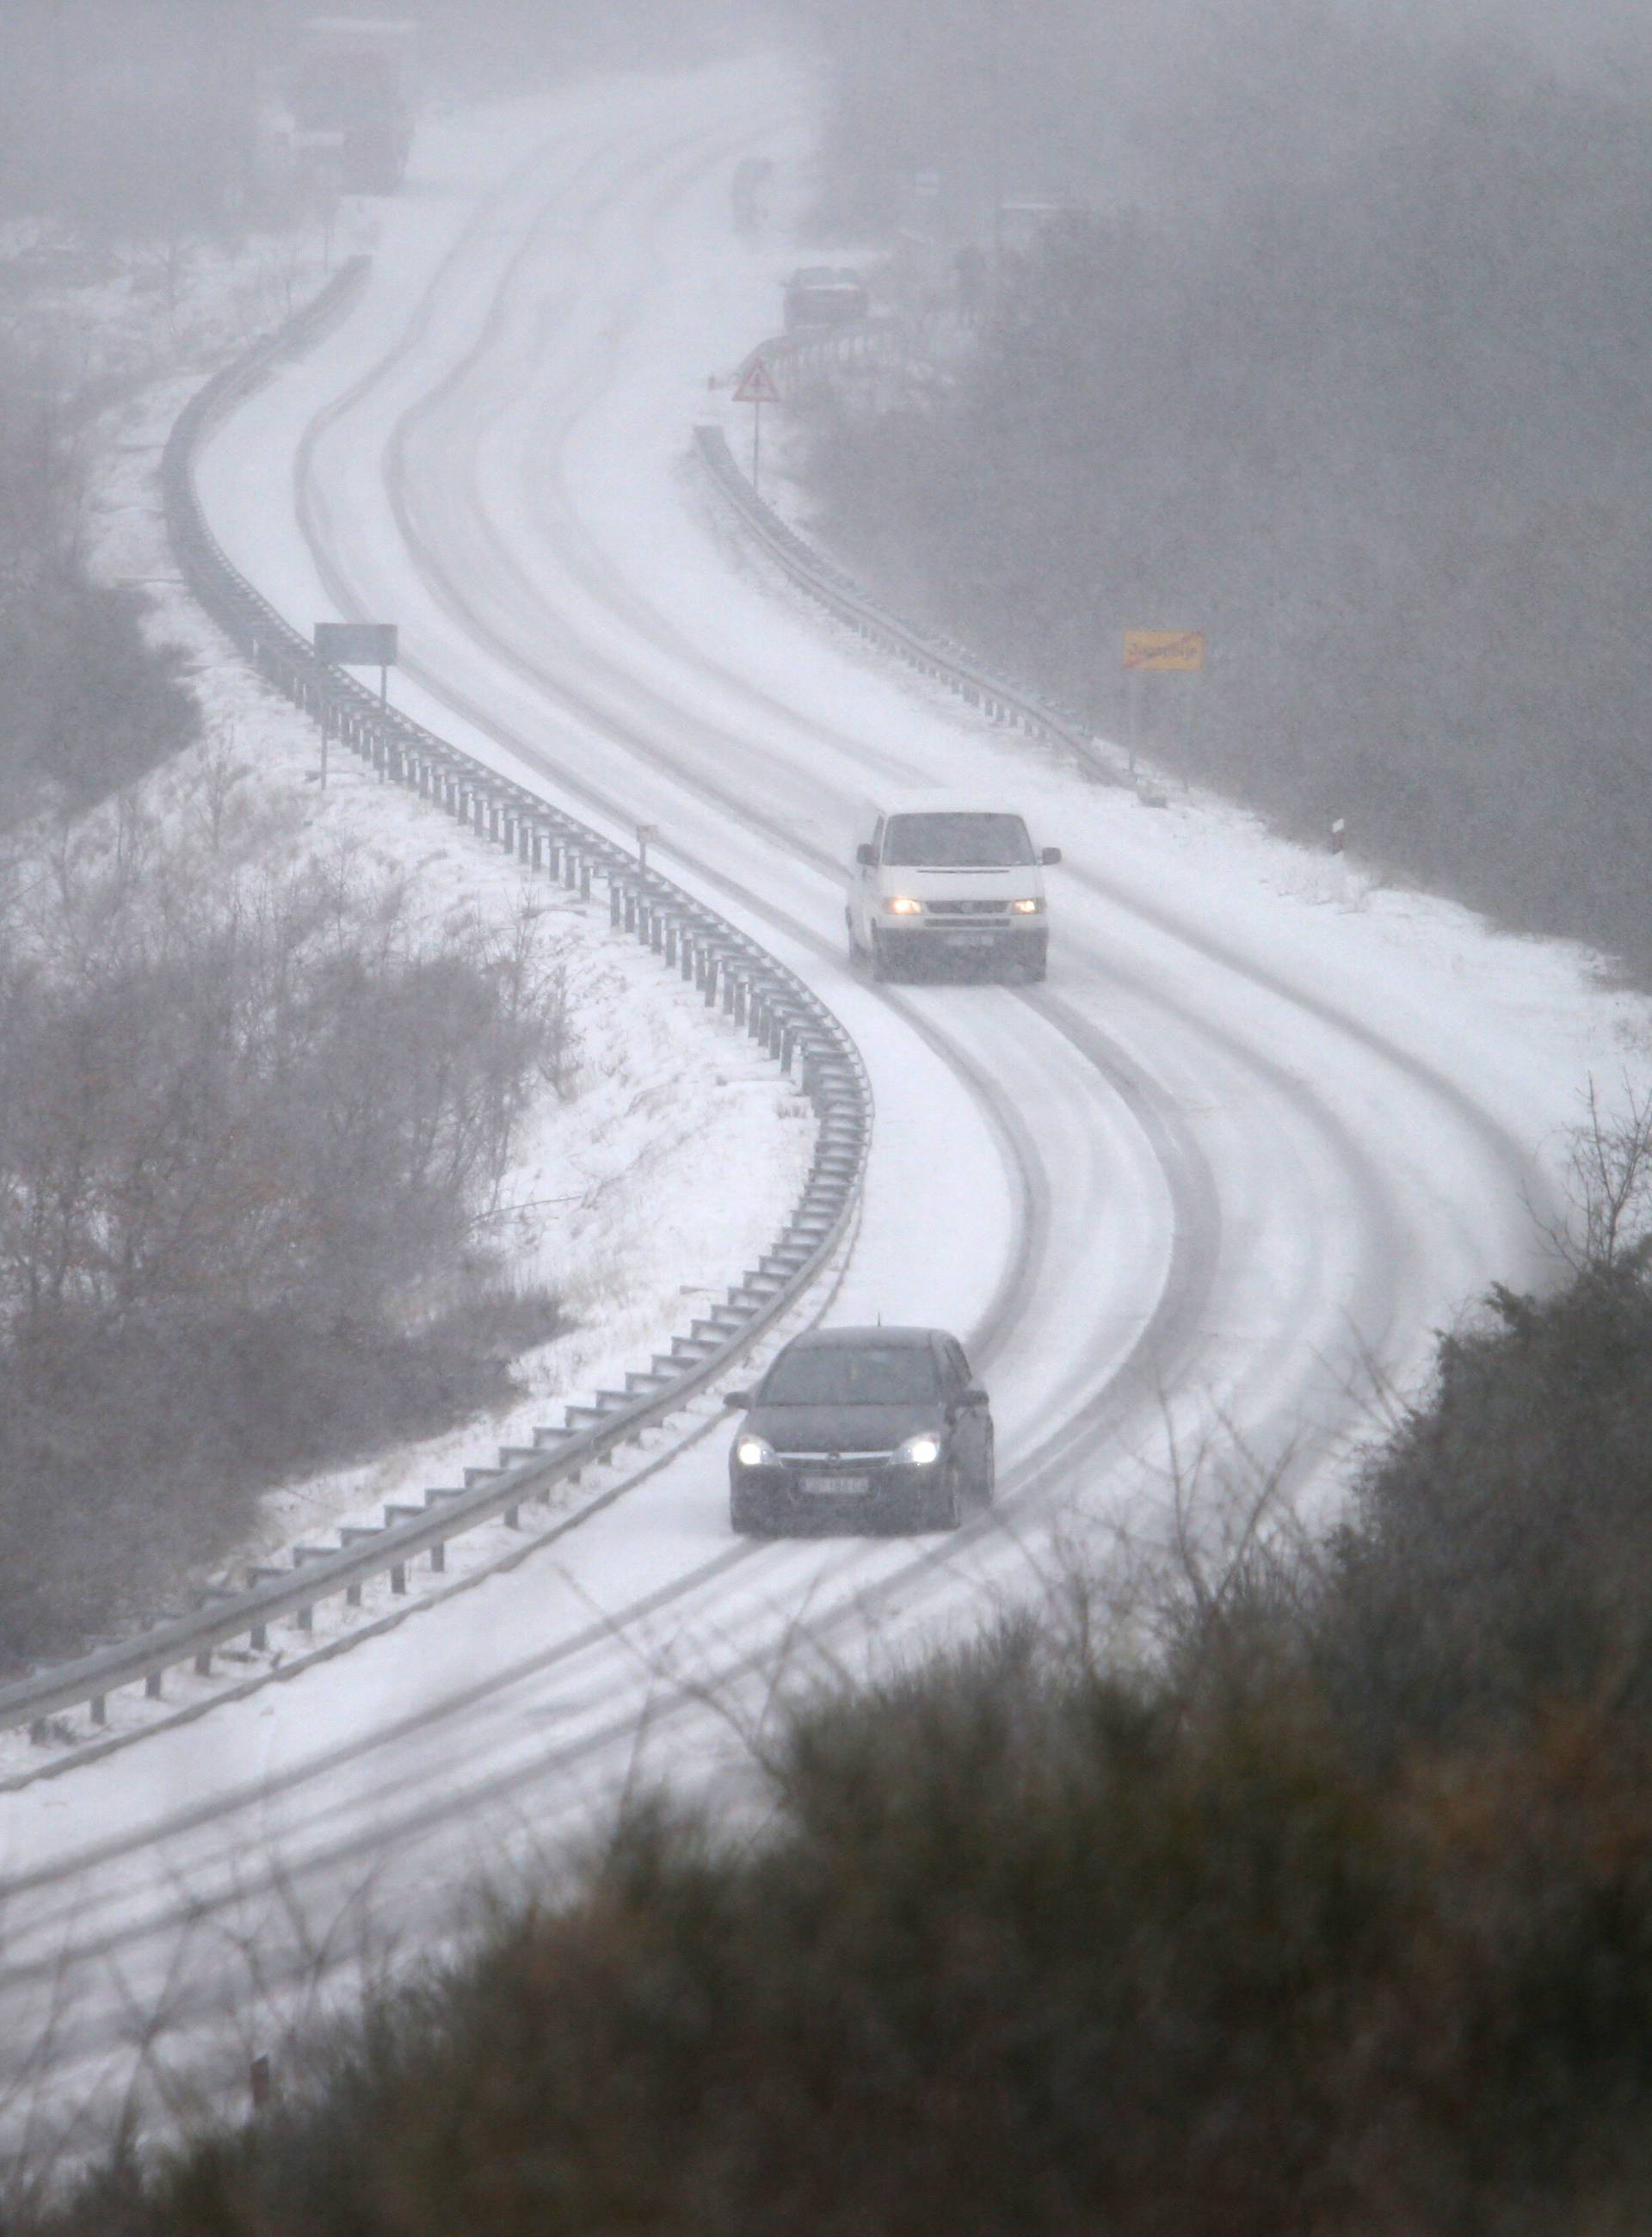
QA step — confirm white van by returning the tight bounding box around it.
[847,792,1062,983]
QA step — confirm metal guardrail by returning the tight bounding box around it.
[2,262,872,1753]
[700,366,1126,787]
[737,317,905,394]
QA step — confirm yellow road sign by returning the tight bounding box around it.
[1123,630,1204,671]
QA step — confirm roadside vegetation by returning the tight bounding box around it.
[792,0,1652,977]
[0,336,200,829]
[0,785,572,1671]
[18,1137,1652,2230]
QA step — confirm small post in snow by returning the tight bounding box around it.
[1329,816,1347,903]
[636,823,657,878]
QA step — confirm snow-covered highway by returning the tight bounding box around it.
[3,56,1642,2159]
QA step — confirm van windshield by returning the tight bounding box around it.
[882,812,1034,868]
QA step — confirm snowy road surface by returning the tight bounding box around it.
[3,59,1646,2156]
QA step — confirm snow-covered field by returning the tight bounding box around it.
[3,51,1651,2167]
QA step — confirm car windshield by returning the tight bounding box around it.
[760,1344,940,1406]
[882,812,1034,867]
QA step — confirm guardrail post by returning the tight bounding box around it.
[580,860,591,902]
[703,953,718,1006]
[610,881,623,928]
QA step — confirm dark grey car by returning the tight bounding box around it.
[724,1325,994,1535]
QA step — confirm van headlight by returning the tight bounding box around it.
[1010,897,1045,915]
[884,896,924,915]
[734,1434,776,1469]
[894,1433,941,1467]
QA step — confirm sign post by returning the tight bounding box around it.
[731,356,782,497]
[315,620,398,706]
[313,622,399,791]
[1121,631,1205,776]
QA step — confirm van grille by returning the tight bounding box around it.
[928,899,1011,918]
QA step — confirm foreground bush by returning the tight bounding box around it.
[19,1256,1652,2229]
[1319,1250,1652,1761]
[33,1625,1652,2234]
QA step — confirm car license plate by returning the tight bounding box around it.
[806,1473,870,1495]
[944,929,996,946]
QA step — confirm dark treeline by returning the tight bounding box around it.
[23,1244,1652,2233]
[0,345,198,830]
[794,0,1652,974]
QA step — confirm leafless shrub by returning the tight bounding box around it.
[0,799,574,1667]
[1551,1072,1652,1273]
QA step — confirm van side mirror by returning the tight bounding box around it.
[723,1390,753,1409]
[962,1384,989,1407]
[855,842,877,867]
[1040,847,1062,866]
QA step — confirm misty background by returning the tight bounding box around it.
[787,0,1652,973]
[11,0,1652,964]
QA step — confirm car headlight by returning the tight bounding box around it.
[734,1434,776,1469]
[884,895,924,915]
[895,1433,941,1467]
[1010,897,1045,915]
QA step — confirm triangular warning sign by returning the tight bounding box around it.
[732,356,782,404]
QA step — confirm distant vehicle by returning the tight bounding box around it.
[730,156,774,235]
[847,792,1061,983]
[287,15,414,194]
[783,265,869,330]
[724,1326,994,1534]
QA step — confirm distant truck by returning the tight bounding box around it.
[782,266,869,330]
[287,15,415,194]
